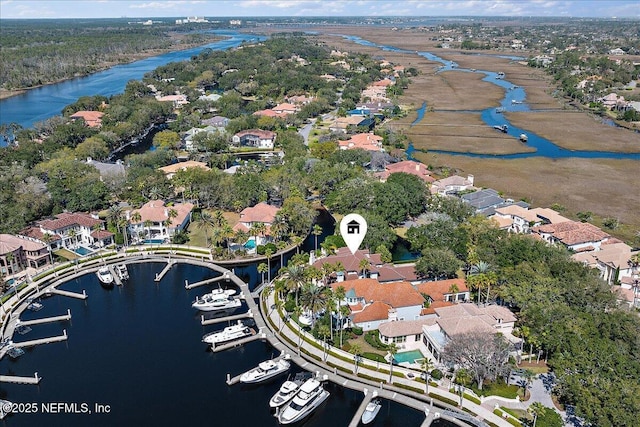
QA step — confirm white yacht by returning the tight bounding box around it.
[240,358,290,384]
[115,264,129,281]
[277,378,330,425]
[202,321,252,345]
[192,293,241,312]
[96,267,114,286]
[269,372,313,408]
[519,133,528,142]
[361,398,382,425]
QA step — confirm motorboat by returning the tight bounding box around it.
[269,372,314,408]
[240,358,290,384]
[497,71,505,79]
[519,133,528,142]
[26,298,43,311]
[115,264,129,281]
[7,346,25,359]
[493,124,508,133]
[192,293,241,312]
[202,321,252,345]
[277,378,330,425]
[96,266,114,286]
[361,398,382,425]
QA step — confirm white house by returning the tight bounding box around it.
[232,129,276,149]
[128,200,194,243]
[19,212,114,251]
[430,175,475,195]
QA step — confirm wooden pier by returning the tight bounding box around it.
[12,330,68,348]
[108,265,122,286]
[184,271,231,289]
[47,288,88,300]
[18,309,71,326]
[347,391,375,427]
[154,260,176,282]
[201,310,253,326]
[0,373,41,385]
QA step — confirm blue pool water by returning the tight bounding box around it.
[244,238,256,249]
[144,239,165,244]
[74,246,92,256]
[394,350,425,364]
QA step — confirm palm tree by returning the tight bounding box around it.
[276,240,287,270]
[271,214,289,242]
[359,258,371,278]
[334,285,347,347]
[520,369,535,399]
[528,402,547,427]
[420,358,435,395]
[41,233,55,266]
[312,224,322,252]
[317,323,331,361]
[290,234,304,254]
[130,212,142,243]
[213,210,226,227]
[221,224,234,254]
[281,264,306,305]
[454,369,472,406]
[468,261,497,305]
[387,343,398,383]
[294,305,304,356]
[257,263,268,285]
[350,343,363,373]
[234,229,249,247]
[265,248,274,283]
[299,282,329,327]
[195,211,214,247]
[143,219,153,241]
[166,208,178,237]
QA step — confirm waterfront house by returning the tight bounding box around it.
[415,278,470,306]
[128,200,194,243]
[533,220,611,252]
[155,94,189,108]
[329,116,373,133]
[491,205,543,233]
[232,202,280,245]
[201,116,229,129]
[0,234,50,275]
[330,278,425,331]
[375,160,434,184]
[572,242,637,285]
[85,157,126,180]
[421,303,518,363]
[232,129,276,149]
[430,175,475,196]
[19,212,113,251]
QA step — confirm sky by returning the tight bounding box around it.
[0,0,639,19]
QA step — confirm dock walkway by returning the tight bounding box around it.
[154,260,176,282]
[0,373,41,385]
[108,265,122,286]
[185,272,231,290]
[47,288,87,300]
[12,330,68,348]
[18,310,71,327]
[347,392,374,427]
[201,310,252,326]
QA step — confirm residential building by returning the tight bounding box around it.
[128,200,194,243]
[430,175,475,195]
[415,278,470,306]
[376,160,435,183]
[158,160,210,180]
[572,242,638,285]
[70,111,104,128]
[491,204,542,233]
[330,116,374,133]
[86,158,126,180]
[232,202,280,245]
[232,129,277,149]
[19,212,113,251]
[533,220,612,252]
[0,234,50,275]
[338,132,383,152]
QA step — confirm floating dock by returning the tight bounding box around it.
[47,288,87,300]
[201,310,253,326]
[11,330,68,348]
[154,260,176,282]
[18,309,71,327]
[347,391,375,427]
[0,373,41,385]
[184,272,231,289]
[108,265,122,286]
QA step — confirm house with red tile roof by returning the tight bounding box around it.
[158,160,210,179]
[330,278,425,331]
[415,278,470,306]
[19,212,113,251]
[70,111,104,128]
[313,248,383,282]
[0,234,50,274]
[422,303,518,362]
[376,160,435,184]
[430,175,475,195]
[232,202,280,245]
[232,129,277,149]
[128,200,194,243]
[491,205,542,233]
[533,220,612,252]
[338,132,383,152]
[572,242,638,285]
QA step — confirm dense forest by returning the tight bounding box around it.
[1,32,639,426]
[0,19,218,91]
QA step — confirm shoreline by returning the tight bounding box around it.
[0,37,223,101]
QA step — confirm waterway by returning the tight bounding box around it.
[341,35,640,160]
[0,30,264,137]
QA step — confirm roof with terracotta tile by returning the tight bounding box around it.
[534,221,610,246]
[352,301,392,323]
[158,161,210,175]
[18,226,61,243]
[331,278,425,309]
[338,133,383,151]
[234,129,277,139]
[421,300,454,315]
[39,212,103,231]
[372,79,394,87]
[529,208,570,224]
[379,318,437,337]
[0,234,46,254]
[313,247,383,274]
[70,111,104,127]
[237,202,280,225]
[91,229,114,239]
[130,200,194,227]
[494,205,540,223]
[415,278,469,302]
[377,160,435,183]
[491,216,513,229]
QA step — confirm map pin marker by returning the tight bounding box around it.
[340,213,368,255]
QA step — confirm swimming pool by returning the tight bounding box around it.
[243,238,256,249]
[144,239,165,244]
[394,350,425,364]
[74,246,92,256]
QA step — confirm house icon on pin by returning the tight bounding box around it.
[347,220,360,234]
